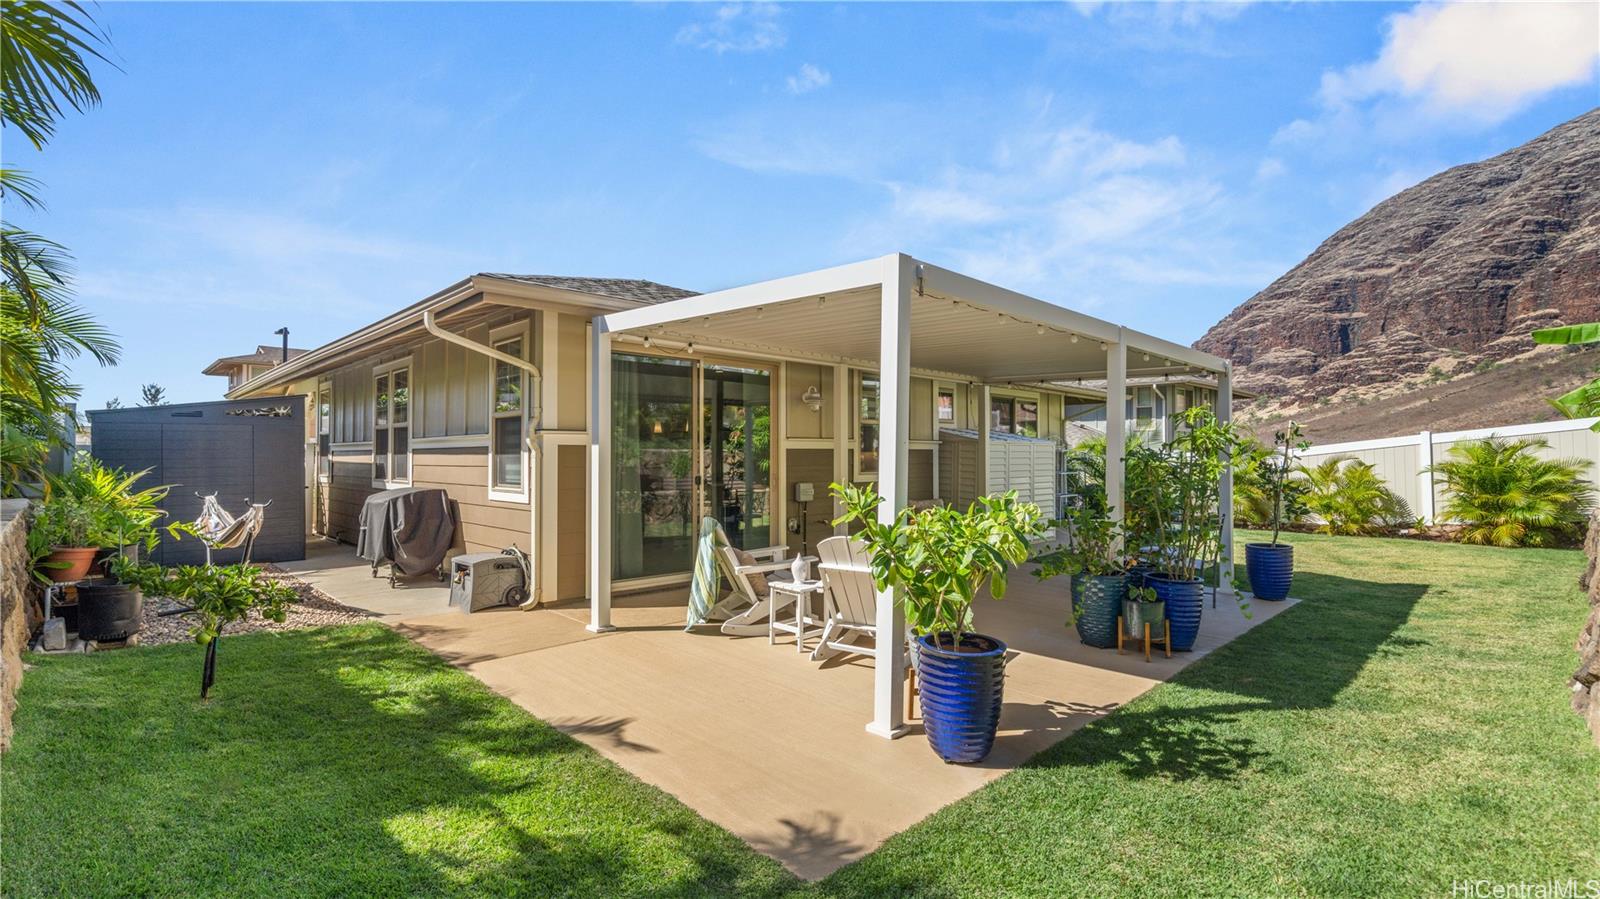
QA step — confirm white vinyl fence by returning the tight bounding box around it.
[1296,418,1600,525]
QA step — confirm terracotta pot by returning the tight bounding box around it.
[42,546,99,583]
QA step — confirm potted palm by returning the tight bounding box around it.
[1125,408,1242,651]
[1244,422,1305,601]
[833,483,1044,764]
[1033,504,1127,648]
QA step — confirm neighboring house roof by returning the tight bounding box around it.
[202,345,310,376]
[478,274,698,305]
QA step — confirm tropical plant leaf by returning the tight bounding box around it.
[1532,322,1600,346]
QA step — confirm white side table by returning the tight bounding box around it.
[769,579,824,652]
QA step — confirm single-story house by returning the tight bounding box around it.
[231,253,1239,737]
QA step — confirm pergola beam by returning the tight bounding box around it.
[600,256,888,335]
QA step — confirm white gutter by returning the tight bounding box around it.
[421,307,546,608]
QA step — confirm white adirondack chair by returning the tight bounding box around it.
[811,536,882,662]
[708,524,803,637]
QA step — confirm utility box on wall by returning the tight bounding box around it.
[937,427,1058,513]
[88,399,307,565]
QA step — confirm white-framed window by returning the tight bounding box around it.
[488,323,530,502]
[855,371,879,481]
[936,385,956,424]
[372,359,412,487]
[316,381,332,481]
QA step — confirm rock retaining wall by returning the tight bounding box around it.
[1576,512,1600,749]
[1,498,36,752]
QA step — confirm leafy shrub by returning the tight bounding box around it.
[1428,437,1593,547]
[1298,457,1413,536]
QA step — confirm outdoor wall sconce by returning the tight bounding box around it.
[801,385,823,413]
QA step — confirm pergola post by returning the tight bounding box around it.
[1217,362,1235,587]
[868,254,912,739]
[1105,333,1127,550]
[587,321,614,633]
[832,362,850,535]
[977,384,992,483]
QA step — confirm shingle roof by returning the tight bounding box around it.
[202,346,309,375]
[479,274,699,305]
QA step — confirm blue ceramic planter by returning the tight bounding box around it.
[916,632,1007,764]
[1245,542,1294,601]
[1149,575,1203,651]
[1071,573,1124,648]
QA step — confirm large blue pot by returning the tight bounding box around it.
[1071,572,1124,648]
[1245,542,1294,601]
[916,632,1007,764]
[1149,575,1203,652]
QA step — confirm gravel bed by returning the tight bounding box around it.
[137,566,376,647]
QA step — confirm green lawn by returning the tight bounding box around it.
[4,533,1597,897]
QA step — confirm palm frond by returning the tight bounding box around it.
[0,0,112,150]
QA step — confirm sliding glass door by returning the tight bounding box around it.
[610,354,772,580]
[702,363,771,552]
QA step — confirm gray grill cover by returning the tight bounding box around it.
[356,487,457,577]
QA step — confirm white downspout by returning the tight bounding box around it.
[421,308,545,607]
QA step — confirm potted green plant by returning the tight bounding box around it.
[1124,407,1242,651]
[1244,422,1306,601]
[48,457,177,569]
[27,493,103,583]
[833,483,1044,764]
[1122,581,1164,641]
[1033,504,1127,648]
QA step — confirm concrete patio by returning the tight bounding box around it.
[278,538,1296,879]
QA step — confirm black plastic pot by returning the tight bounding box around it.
[77,579,143,642]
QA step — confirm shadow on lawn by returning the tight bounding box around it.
[1028,570,1430,783]
[10,625,795,898]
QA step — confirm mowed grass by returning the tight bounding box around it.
[0,624,796,898]
[4,533,1597,897]
[822,531,1600,896]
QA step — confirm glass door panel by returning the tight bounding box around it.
[702,363,772,551]
[611,354,696,579]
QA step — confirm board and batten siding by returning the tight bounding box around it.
[318,309,597,577]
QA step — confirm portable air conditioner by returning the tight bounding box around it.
[449,552,527,612]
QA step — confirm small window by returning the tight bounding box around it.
[490,331,528,499]
[1016,400,1038,438]
[990,397,1013,433]
[937,388,955,423]
[373,363,411,486]
[856,373,880,479]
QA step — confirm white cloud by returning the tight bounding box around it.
[1254,157,1286,182]
[785,63,831,95]
[1297,1,1598,133]
[676,4,786,54]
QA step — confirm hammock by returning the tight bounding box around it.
[192,493,270,566]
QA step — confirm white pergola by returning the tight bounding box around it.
[587,253,1234,739]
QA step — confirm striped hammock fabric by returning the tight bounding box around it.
[685,517,723,631]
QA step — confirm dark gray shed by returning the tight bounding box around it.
[89,399,307,565]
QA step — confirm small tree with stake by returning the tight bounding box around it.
[110,558,295,698]
[1265,422,1309,545]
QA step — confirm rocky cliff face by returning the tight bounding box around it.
[1197,109,1600,420]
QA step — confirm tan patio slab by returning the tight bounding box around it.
[285,541,1296,880]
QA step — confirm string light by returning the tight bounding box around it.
[686,342,696,354]
[1035,324,1045,335]
[642,335,652,348]
[1069,334,1079,344]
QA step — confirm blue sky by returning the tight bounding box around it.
[13,1,1598,408]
